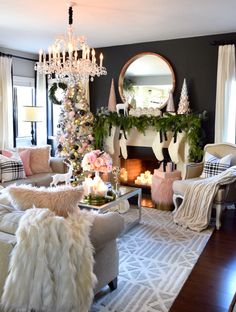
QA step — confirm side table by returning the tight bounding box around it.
[151,170,181,210]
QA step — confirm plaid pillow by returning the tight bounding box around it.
[200,152,232,178]
[0,155,26,182]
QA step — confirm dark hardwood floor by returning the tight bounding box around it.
[170,208,236,312]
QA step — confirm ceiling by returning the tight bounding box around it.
[1,0,236,54]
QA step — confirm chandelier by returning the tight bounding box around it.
[34,1,107,85]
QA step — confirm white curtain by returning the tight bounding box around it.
[36,72,47,145]
[215,44,236,143]
[0,56,13,149]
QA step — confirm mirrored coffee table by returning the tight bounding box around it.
[79,186,142,233]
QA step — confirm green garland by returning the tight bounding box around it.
[49,82,67,105]
[93,110,207,162]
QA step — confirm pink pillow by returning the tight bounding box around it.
[2,150,13,158]
[19,150,32,176]
[18,146,52,174]
[1,149,32,176]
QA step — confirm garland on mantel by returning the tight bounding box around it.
[93,108,207,162]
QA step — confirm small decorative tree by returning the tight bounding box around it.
[107,78,117,112]
[177,78,190,114]
[56,82,94,185]
[166,90,175,113]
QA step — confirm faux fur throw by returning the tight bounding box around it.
[1,208,97,312]
[173,166,236,232]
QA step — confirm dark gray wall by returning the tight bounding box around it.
[90,32,236,143]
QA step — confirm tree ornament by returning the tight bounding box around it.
[177,79,190,114]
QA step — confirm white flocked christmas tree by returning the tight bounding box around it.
[56,83,94,185]
[177,78,190,114]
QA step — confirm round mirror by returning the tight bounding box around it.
[118,52,175,110]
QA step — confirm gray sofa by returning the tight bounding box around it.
[0,157,67,188]
[0,210,124,306]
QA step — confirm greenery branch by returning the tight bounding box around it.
[93,108,207,162]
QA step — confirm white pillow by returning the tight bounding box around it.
[200,152,232,178]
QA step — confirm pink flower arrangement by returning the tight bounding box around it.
[82,150,112,173]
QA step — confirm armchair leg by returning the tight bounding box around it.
[108,277,117,291]
[215,204,222,230]
[173,194,183,213]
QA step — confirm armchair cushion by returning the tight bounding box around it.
[200,152,232,178]
[173,178,226,202]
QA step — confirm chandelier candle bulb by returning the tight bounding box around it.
[92,49,95,63]
[48,47,51,62]
[39,49,43,63]
[100,53,103,67]
[87,48,90,60]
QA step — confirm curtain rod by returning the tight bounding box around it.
[0,51,36,62]
[211,40,236,46]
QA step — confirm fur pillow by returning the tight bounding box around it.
[17,145,52,174]
[7,185,84,217]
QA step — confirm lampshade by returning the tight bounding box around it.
[23,106,43,122]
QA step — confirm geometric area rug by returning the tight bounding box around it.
[90,207,213,312]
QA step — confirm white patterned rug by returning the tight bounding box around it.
[90,207,213,312]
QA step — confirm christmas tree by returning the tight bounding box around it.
[177,78,190,114]
[57,83,94,185]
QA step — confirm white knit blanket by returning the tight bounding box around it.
[173,166,236,232]
[1,208,97,312]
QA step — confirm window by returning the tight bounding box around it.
[13,76,35,147]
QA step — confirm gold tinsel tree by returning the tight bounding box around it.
[56,83,94,184]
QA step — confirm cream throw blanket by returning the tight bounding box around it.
[173,166,236,232]
[1,208,97,312]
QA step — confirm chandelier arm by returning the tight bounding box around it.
[69,6,73,25]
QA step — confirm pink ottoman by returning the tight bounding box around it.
[151,170,181,210]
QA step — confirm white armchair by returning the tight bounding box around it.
[173,143,236,230]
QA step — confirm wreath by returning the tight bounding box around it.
[49,82,67,105]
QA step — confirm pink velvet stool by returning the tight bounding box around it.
[151,170,181,210]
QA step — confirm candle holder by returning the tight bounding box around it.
[112,166,121,197]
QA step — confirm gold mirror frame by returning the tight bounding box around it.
[118,52,176,110]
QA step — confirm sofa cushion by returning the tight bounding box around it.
[200,152,232,178]
[7,185,84,217]
[0,210,24,235]
[18,145,52,174]
[0,155,26,182]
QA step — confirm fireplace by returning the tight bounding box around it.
[119,146,171,188]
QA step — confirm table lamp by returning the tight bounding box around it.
[23,106,43,145]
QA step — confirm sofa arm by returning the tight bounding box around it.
[90,212,124,251]
[50,157,67,173]
[182,162,204,179]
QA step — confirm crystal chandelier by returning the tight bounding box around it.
[34,1,107,85]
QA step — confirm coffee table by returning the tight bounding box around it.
[79,186,142,233]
